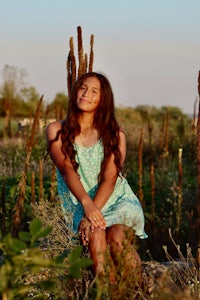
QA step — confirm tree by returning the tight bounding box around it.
[20,86,43,118]
[0,65,28,136]
[45,92,68,120]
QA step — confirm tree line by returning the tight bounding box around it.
[0,64,191,138]
[0,64,68,137]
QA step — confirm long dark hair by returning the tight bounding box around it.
[50,72,122,182]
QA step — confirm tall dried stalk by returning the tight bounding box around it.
[148,114,153,147]
[77,26,84,78]
[159,115,165,150]
[191,97,198,160]
[67,37,76,96]
[138,128,144,206]
[163,107,169,156]
[192,96,198,131]
[89,34,94,72]
[196,71,200,250]
[197,247,200,267]
[150,163,155,223]
[31,171,36,205]
[39,159,44,202]
[12,95,43,236]
[82,53,88,75]
[66,26,94,95]
[176,148,183,233]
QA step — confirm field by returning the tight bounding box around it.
[0,104,200,299]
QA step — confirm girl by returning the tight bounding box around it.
[46,72,147,281]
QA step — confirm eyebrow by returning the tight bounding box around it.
[81,83,100,90]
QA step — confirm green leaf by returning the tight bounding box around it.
[12,239,27,252]
[67,246,92,278]
[29,218,42,236]
[18,231,31,242]
[32,226,52,243]
[54,253,65,264]
[68,246,83,263]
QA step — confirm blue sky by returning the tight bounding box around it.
[0,0,200,114]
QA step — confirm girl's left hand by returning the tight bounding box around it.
[78,217,94,246]
[82,199,106,230]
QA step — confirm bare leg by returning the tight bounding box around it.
[88,227,107,276]
[106,224,142,283]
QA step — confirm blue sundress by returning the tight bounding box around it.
[57,139,147,239]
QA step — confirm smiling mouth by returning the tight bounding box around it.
[79,98,90,104]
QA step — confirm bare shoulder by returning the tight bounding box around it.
[46,120,62,141]
[119,129,126,144]
[119,129,126,164]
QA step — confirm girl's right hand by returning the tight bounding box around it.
[82,199,106,230]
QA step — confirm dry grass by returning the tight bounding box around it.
[31,199,200,299]
[32,198,79,257]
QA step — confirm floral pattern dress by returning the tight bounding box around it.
[57,139,147,239]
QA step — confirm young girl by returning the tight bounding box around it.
[46,72,147,281]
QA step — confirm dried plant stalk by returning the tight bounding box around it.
[66,26,94,95]
[31,171,36,205]
[191,97,198,160]
[192,97,198,131]
[163,229,199,294]
[197,71,200,192]
[150,163,155,223]
[70,37,76,87]
[159,115,165,150]
[12,95,43,236]
[138,128,144,206]
[89,34,94,72]
[148,114,153,147]
[66,52,71,96]
[196,71,200,251]
[77,26,84,78]
[67,37,76,96]
[163,107,169,156]
[39,159,44,202]
[83,53,88,74]
[176,148,183,233]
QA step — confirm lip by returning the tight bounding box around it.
[79,98,91,104]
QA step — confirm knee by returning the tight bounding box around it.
[106,225,136,252]
[106,224,125,250]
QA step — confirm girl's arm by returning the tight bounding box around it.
[46,121,106,229]
[93,130,126,209]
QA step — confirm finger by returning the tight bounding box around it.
[78,230,84,244]
[90,217,106,230]
[94,214,106,229]
[84,226,90,243]
[82,234,87,246]
[80,230,87,246]
[90,223,95,233]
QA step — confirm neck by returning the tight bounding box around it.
[78,112,94,131]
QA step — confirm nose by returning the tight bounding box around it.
[83,88,90,97]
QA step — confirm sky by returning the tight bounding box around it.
[0,0,200,114]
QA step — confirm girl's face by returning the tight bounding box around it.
[76,77,101,113]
